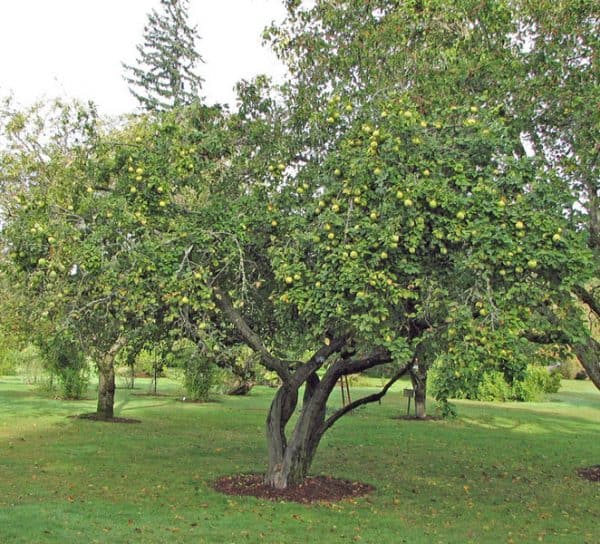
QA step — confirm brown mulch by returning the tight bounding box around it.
[68,413,141,424]
[213,474,375,504]
[391,415,442,421]
[577,465,600,482]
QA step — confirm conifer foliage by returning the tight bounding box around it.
[123,0,204,111]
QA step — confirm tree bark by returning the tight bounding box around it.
[572,335,600,390]
[264,349,399,489]
[97,364,115,419]
[95,337,126,419]
[410,360,428,419]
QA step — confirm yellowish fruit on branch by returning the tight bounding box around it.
[527,259,538,269]
[456,210,466,220]
[515,221,525,230]
[284,276,294,285]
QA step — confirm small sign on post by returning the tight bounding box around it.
[404,388,415,416]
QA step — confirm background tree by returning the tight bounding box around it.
[0,100,178,418]
[122,0,204,112]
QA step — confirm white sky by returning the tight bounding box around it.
[0,0,287,116]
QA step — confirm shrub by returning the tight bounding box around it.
[477,371,512,402]
[168,339,216,401]
[183,352,216,401]
[511,364,561,402]
[37,334,90,400]
[14,345,47,384]
[556,358,584,380]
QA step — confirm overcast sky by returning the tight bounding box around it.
[0,0,287,116]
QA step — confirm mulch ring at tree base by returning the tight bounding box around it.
[67,413,141,424]
[213,474,375,504]
[391,415,442,421]
[577,465,600,482]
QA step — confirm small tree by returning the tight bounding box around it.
[122,0,204,111]
[37,331,90,400]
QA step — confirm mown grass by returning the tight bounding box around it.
[0,376,598,543]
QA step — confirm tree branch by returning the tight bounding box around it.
[572,284,600,319]
[319,361,412,437]
[212,285,290,381]
[292,332,351,387]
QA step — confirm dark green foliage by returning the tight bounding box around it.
[122,0,204,111]
[37,334,89,400]
[432,364,562,403]
[169,339,215,401]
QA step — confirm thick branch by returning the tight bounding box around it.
[341,348,393,375]
[319,361,412,436]
[523,330,571,345]
[213,286,290,381]
[292,332,351,387]
[572,284,600,319]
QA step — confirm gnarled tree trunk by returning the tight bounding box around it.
[213,286,410,490]
[264,351,410,489]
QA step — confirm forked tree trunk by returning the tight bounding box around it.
[95,337,126,419]
[264,354,398,489]
[264,398,326,488]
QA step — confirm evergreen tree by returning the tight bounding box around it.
[123,0,204,111]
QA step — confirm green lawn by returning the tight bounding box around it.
[0,376,598,543]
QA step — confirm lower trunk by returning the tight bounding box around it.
[265,378,327,489]
[265,436,317,489]
[410,363,428,419]
[95,337,125,419]
[97,364,115,419]
[264,413,323,489]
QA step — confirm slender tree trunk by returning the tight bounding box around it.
[97,363,115,419]
[410,360,428,418]
[95,337,125,419]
